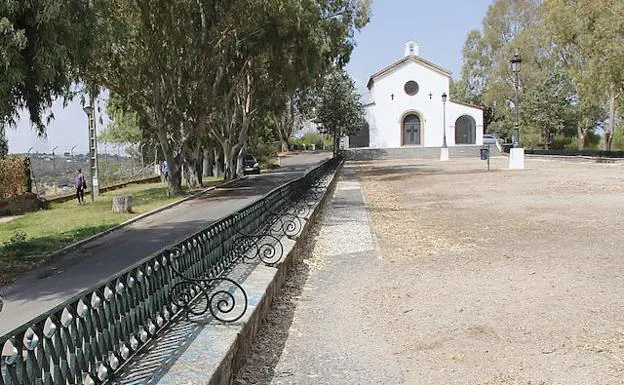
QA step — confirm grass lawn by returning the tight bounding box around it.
[0,177,222,286]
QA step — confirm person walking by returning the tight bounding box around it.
[75,169,86,204]
[162,161,169,182]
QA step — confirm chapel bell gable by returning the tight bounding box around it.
[404,40,419,57]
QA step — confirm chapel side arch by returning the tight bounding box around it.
[454,115,476,145]
[399,110,425,146]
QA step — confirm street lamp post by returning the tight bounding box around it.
[117,145,122,182]
[511,51,522,148]
[440,92,449,161]
[52,146,59,195]
[83,105,100,201]
[509,50,525,169]
[103,144,108,183]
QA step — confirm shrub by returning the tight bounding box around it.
[249,138,279,166]
[520,131,544,149]
[0,157,31,198]
[3,230,28,250]
[550,134,574,150]
[292,132,331,149]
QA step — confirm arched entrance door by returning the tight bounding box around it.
[455,115,476,144]
[402,114,421,145]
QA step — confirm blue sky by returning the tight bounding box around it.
[7,0,492,154]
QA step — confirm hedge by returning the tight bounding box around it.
[524,149,624,158]
[0,157,32,199]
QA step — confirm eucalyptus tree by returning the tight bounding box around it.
[544,0,624,149]
[453,0,589,147]
[82,0,228,194]
[80,0,371,189]
[205,0,371,180]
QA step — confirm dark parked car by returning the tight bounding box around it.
[242,154,260,175]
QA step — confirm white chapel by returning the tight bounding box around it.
[349,40,484,149]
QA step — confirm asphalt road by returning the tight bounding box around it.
[0,152,330,337]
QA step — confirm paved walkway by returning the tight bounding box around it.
[234,164,405,384]
[0,216,22,224]
[0,152,329,336]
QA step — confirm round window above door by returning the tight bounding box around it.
[404,81,419,96]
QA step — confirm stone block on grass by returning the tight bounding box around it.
[112,195,133,213]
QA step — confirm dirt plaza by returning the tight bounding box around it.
[235,157,624,385]
[357,157,624,384]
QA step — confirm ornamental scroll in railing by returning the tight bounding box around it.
[0,156,340,385]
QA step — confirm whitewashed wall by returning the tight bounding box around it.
[366,60,483,148]
[447,102,484,146]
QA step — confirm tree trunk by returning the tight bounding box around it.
[605,86,616,151]
[223,142,239,181]
[167,160,183,195]
[156,129,183,196]
[577,126,590,150]
[182,138,202,188]
[213,148,222,177]
[333,133,340,157]
[184,159,202,188]
[203,147,212,177]
[197,151,203,186]
[236,143,247,177]
[276,95,296,153]
[280,137,290,153]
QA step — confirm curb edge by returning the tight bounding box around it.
[40,177,247,267]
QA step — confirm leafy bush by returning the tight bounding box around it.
[249,136,279,166]
[550,134,574,150]
[554,131,600,150]
[3,231,28,250]
[525,149,624,157]
[0,157,31,198]
[292,132,331,149]
[520,131,544,149]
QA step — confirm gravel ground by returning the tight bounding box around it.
[233,157,624,385]
[357,157,624,384]
[233,165,404,384]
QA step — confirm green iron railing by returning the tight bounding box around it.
[0,156,340,385]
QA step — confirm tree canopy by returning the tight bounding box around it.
[453,0,623,150]
[1,0,370,191]
[0,0,96,134]
[314,68,367,155]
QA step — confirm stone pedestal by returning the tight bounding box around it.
[509,147,525,170]
[439,147,449,161]
[112,196,133,213]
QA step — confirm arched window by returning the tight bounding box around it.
[455,115,476,144]
[402,114,421,145]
